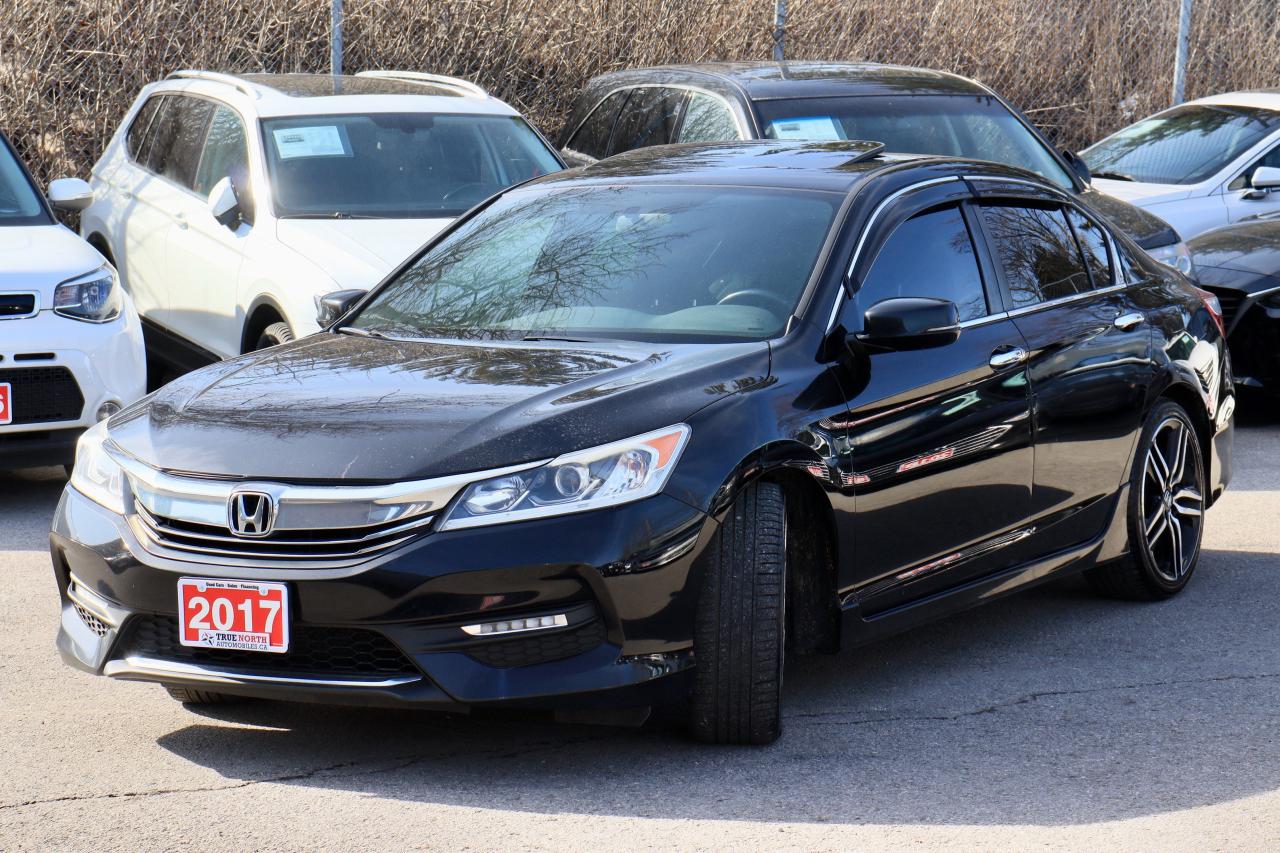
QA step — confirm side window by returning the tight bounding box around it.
[1065,207,1113,288]
[676,92,740,143]
[852,204,989,325]
[980,204,1092,308]
[125,97,163,162]
[565,90,630,161]
[607,87,687,156]
[1228,145,1280,190]
[193,106,249,199]
[144,96,214,190]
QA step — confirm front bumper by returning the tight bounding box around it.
[1,303,146,468]
[51,485,713,710]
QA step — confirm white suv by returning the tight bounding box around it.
[80,70,563,366]
[1085,90,1280,240]
[0,132,145,470]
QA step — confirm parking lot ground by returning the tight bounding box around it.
[2,409,1278,851]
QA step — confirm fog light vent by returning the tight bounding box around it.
[73,602,109,637]
[96,400,122,422]
[461,613,568,637]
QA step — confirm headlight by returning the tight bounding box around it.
[53,265,121,323]
[69,421,128,514]
[439,424,690,530]
[1148,241,1195,278]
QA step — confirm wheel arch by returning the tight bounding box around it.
[84,231,115,266]
[1151,376,1214,488]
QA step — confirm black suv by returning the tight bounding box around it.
[53,142,1233,744]
[558,61,1194,272]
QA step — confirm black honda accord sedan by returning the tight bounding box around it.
[52,142,1234,744]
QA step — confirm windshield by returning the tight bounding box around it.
[0,139,49,226]
[1084,104,1280,184]
[757,95,1074,189]
[261,113,562,219]
[350,184,840,342]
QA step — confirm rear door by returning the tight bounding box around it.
[113,94,176,321]
[560,89,631,165]
[974,189,1155,551]
[833,186,1033,613]
[604,87,688,158]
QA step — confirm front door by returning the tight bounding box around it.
[833,198,1034,614]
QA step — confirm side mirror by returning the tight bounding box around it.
[207,177,242,228]
[1246,166,1280,199]
[316,289,367,327]
[857,297,961,351]
[47,177,94,212]
[1061,149,1092,185]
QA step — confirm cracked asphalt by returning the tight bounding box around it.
[2,408,1278,851]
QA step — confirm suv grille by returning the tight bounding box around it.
[0,367,84,424]
[118,614,420,678]
[466,620,606,668]
[130,503,434,565]
[0,293,37,318]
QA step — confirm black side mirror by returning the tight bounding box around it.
[316,289,367,328]
[857,297,960,351]
[1061,149,1092,185]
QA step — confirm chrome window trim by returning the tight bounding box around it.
[104,655,421,689]
[825,176,961,332]
[0,291,39,320]
[562,83,749,162]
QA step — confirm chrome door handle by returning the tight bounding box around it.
[989,347,1028,369]
[173,212,187,230]
[1114,311,1145,331]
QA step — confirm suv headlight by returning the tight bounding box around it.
[53,265,121,323]
[69,421,128,514]
[439,425,690,530]
[1148,241,1196,278]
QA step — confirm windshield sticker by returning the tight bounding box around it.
[272,125,348,159]
[769,117,843,141]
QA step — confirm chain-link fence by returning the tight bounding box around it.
[2,0,1279,184]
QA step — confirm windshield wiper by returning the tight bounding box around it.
[283,211,381,220]
[336,326,385,338]
[1091,170,1136,182]
[522,334,604,343]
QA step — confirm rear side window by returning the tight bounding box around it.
[853,205,989,324]
[565,90,630,161]
[981,204,1092,307]
[144,96,214,190]
[1065,207,1113,288]
[125,96,163,162]
[607,87,686,156]
[677,92,740,143]
[193,105,250,202]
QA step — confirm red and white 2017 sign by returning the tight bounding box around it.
[177,577,290,653]
[0,382,11,425]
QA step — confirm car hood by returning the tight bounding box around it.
[1088,178,1196,206]
[274,218,453,289]
[0,225,107,299]
[108,333,770,482]
[1080,186,1182,249]
[1188,219,1280,279]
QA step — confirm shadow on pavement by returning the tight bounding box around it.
[157,546,1280,827]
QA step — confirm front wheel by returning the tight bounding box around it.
[254,321,294,351]
[1085,400,1206,600]
[689,481,787,745]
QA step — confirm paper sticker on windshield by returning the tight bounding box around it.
[272,126,348,159]
[769,117,843,141]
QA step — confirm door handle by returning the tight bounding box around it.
[989,347,1028,370]
[173,212,188,230]
[1114,311,1145,331]
[121,190,133,199]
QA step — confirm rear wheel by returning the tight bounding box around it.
[254,321,294,351]
[1085,400,1205,600]
[164,685,238,705]
[689,481,787,745]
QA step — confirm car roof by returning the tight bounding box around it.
[526,140,1046,195]
[1187,89,1280,112]
[152,71,521,118]
[587,61,990,101]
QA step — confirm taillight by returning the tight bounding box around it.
[1193,286,1225,337]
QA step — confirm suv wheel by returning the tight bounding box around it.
[689,481,787,745]
[255,321,294,350]
[1085,400,1206,600]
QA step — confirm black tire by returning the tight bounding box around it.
[689,481,787,745]
[254,321,294,351]
[1085,400,1206,600]
[164,685,238,705]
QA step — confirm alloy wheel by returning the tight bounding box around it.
[1140,416,1203,583]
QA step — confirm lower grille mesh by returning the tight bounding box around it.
[74,603,110,637]
[118,614,420,678]
[465,620,606,668]
[0,366,84,424]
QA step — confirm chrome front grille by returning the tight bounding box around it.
[130,502,435,566]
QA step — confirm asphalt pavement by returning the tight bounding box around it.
[2,406,1278,851]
